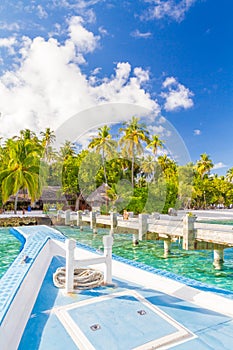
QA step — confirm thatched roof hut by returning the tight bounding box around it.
[40,186,67,204]
[5,186,91,211]
[86,183,111,210]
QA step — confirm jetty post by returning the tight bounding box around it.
[90,211,97,234]
[138,214,148,241]
[164,238,171,257]
[77,210,83,230]
[110,212,117,235]
[182,214,196,250]
[213,246,224,270]
[57,210,62,222]
[65,209,71,226]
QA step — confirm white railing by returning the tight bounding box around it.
[65,235,113,293]
[58,210,233,248]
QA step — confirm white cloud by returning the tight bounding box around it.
[149,124,165,135]
[213,162,227,170]
[194,129,201,135]
[0,16,160,140]
[131,29,152,39]
[91,63,159,113]
[142,0,197,22]
[76,128,99,150]
[98,26,109,36]
[161,76,194,111]
[0,22,21,31]
[37,5,48,19]
[51,0,99,21]
[162,76,176,88]
[67,16,100,53]
[91,67,102,75]
[158,116,166,123]
[58,0,102,9]
[134,67,150,83]
[0,37,17,54]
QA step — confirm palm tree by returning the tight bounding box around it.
[157,155,177,181]
[40,128,56,162]
[88,125,116,185]
[146,134,164,160]
[195,153,213,178]
[59,140,76,160]
[119,116,150,187]
[140,155,158,182]
[20,129,37,141]
[0,138,43,213]
[226,167,233,182]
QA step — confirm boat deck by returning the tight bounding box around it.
[19,255,233,350]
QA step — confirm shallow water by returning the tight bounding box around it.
[1,225,233,293]
[0,228,21,279]
[61,226,233,293]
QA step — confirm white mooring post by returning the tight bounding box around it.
[103,235,113,284]
[65,239,76,293]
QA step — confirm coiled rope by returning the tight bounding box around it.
[53,267,104,290]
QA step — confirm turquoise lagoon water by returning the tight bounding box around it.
[0,228,21,278]
[61,225,233,293]
[1,225,233,293]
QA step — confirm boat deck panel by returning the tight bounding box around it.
[18,256,233,350]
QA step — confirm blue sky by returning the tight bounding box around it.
[0,0,232,174]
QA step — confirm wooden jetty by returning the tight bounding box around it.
[55,210,233,269]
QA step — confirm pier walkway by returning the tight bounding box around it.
[57,209,233,268]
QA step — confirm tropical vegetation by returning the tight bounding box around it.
[0,119,233,214]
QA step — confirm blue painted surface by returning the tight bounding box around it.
[69,295,177,349]
[2,225,233,349]
[10,228,26,251]
[76,240,233,299]
[18,256,233,350]
[0,226,65,326]
[19,256,78,350]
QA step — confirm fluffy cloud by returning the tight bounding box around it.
[68,16,100,53]
[194,129,201,136]
[37,5,48,19]
[161,76,194,111]
[0,16,160,140]
[213,162,227,170]
[0,22,20,31]
[131,29,152,39]
[142,0,197,22]
[0,37,17,54]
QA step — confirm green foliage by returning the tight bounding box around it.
[1,121,233,215]
[125,187,148,214]
[177,163,194,209]
[78,151,102,198]
[0,135,44,212]
[162,182,179,213]
[144,181,167,213]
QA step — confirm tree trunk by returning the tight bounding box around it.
[14,191,19,214]
[75,193,83,211]
[131,154,134,187]
[102,151,108,185]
